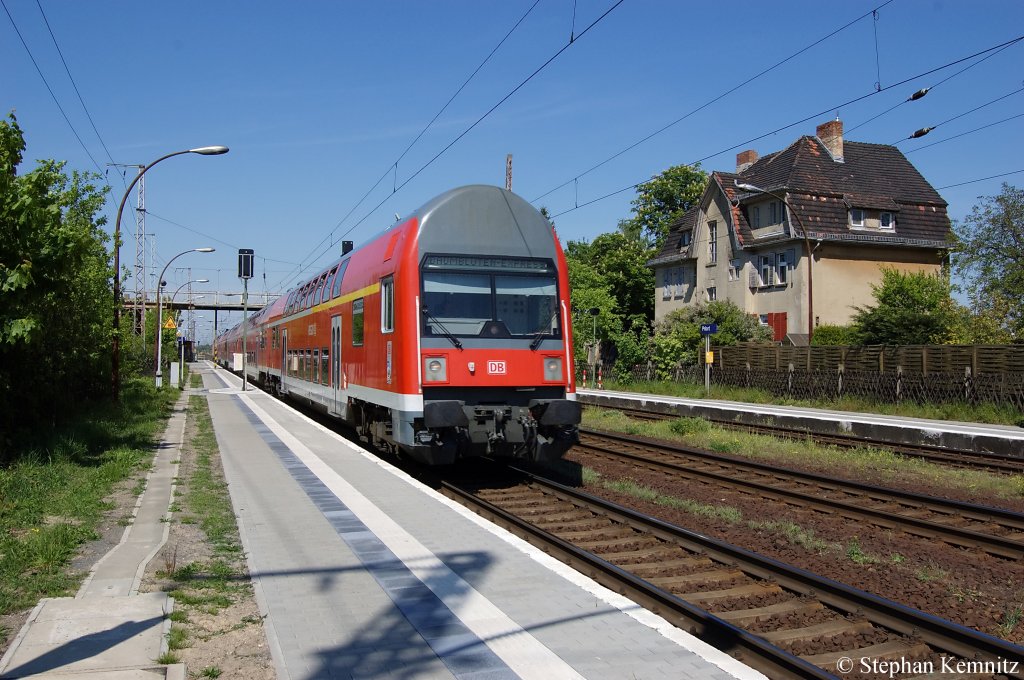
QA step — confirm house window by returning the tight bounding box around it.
[770,201,786,225]
[707,286,717,301]
[759,314,769,326]
[776,251,789,285]
[662,270,671,300]
[680,230,692,247]
[760,255,774,287]
[728,259,740,281]
[707,221,718,263]
[880,212,895,230]
[752,206,761,229]
[850,208,865,228]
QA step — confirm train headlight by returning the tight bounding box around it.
[424,356,448,382]
[543,356,563,381]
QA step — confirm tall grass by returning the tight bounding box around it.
[0,377,177,614]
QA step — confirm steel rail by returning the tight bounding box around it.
[444,468,1024,678]
[607,405,1024,474]
[579,429,1024,560]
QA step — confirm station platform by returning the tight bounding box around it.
[200,363,764,680]
[577,388,1024,458]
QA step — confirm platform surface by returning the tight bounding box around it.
[203,364,765,680]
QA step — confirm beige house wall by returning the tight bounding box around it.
[811,245,944,327]
[654,191,945,337]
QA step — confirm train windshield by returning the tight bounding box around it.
[421,265,559,339]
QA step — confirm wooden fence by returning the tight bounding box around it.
[584,344,1024,409]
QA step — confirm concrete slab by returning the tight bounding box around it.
[0,593,170,678]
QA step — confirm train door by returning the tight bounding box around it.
[331,314,342,414]
[280,329,288,394]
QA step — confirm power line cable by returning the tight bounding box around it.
[937,169,1024,190]
[144,210,301,267]
[846,37,1021,135]
[1,0,103,173]
[892,85,1024,144]
[280,0,626,292]
[33,0,117,166]
[532,0,895,204]
[550,34,1024,219]
[319,0,543,255]
[906,112,1024,154]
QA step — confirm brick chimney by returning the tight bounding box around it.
[736,149,758,173]
[816,118,844,161]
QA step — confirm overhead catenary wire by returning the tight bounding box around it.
[531,0,896,205]
[309,0,544,269]
[891,85,1024,144]
[846,37,1021,135]
[937,169,1024,191]
[906,112,1024,154]
[1,0,103,174]
[278,0,627,292]
[550,34,1024,219]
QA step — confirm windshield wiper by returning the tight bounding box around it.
[529,307,560,351]
[421,306,463,350]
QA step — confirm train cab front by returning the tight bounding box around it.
[410,253,580,465]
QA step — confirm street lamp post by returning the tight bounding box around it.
[111,146,227,400]
[155,250,215,387]
[734,182,815,345]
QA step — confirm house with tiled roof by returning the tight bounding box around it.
[647,118,951,345]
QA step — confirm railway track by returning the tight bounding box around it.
[607,406,1024,475]
[442,463,1024,679]
[577,428,1024,561]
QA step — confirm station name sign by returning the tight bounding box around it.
[423,255,552,274]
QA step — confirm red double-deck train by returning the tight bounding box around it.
[215,185,580,465]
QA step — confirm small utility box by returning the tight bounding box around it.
[169,361,180,388]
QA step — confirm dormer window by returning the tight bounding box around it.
[880,212,895,230]
[849,208,865,228]
[680,230,692,247]
[752,206,761,228]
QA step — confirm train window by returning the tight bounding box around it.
[320,347,329,385]
[421,268,559,339]
[422,273,491,335]
[305,349,312,381]
[495,275,558,336]
[352,298,364,346]
[313,349,320,384]
[380,276,394,333]
[331,261,349,299]
[314,273,328,306]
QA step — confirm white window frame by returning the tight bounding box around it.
[662,269,671,300]
[759,254,774,287]
[707,222,718,264]
[680,230,692,247]
[728,259,740,281]
[707,286,717,301]
[880,211,895,230]
[850,208,865,228]
[775,251,788,285]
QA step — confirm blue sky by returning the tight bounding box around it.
[4,0,1023,341]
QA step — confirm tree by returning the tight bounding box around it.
[650,300,769,378]
[0,113,112,442]
[621,163,708,248]
[850,268,956,345]
[954,183,1024,340]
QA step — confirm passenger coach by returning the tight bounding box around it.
[216,185,580,465]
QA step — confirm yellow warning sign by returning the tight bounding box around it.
[163,317,177,329]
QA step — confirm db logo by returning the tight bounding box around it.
[487,360,507,375]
